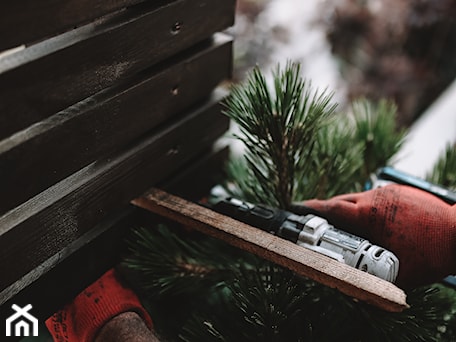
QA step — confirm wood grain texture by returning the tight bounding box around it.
[0,90,229,303]
[0,144,229,323]
[0,0,150,51]
[0,34,232,215]
[162,144,230,201]
[0,208,136,325]
[0,0,235,139]
[132,188,409,313]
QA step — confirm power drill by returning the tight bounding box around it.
[211,197,399,283]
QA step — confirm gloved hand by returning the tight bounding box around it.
[45,268,153,342]
[292,184,456,288]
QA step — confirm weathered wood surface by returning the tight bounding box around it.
[0,90,229,304]
[132,188,409,313]
[163,145,230,201]
[0,0,235,330]
[0,143,230,325]
[0,0,235,139]
[0,0,150,51]
[0,208,136,324]
[0,34,232,215]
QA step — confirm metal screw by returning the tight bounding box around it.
[171,21,182,35]
[170,85,179,95]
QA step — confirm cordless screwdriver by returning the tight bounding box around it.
[211,197,399,283]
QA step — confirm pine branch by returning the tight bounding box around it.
[223,62,337,208]
[180,264,317,342]
[180,260,455,342]
[225,157,278,205]
[351,98,407,180]
[124,225,250,298]
[224,65,406,205]
[426,143,456,190]
[295,122,365,200]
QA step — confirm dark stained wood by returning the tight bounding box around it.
[0,0,236,140]
[0,34,232,215]
[0,90,230,304]
[0,0,151,51]
[132,189,409,313]
[0,0,235,334]
[0,208,137,326]
[0,144,230,327]
[163,144,230,201]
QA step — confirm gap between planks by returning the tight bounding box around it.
[131,188,408,312]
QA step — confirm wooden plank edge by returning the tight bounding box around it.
[0,0,149,51]
[0,89,229,295]
[0,0,235,139]
[161,144,229,200]
[0,207,134,308]
[0,141,229,313]
[131,188,409,313]
[0,34,233,215]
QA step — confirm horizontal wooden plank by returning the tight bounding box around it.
[132,189,409,313]
[163,144,230,201]
[0,0,151,51]
[0,144,230,324]
[0,90,230,303]
[0,208,137,327]
[0,34,232,215]
[0,0,235,140]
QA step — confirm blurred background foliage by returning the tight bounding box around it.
[231,0,456,127]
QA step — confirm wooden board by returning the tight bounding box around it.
[0,144,230,326]
[0,90,229,304]
[0,0,150,51]
[132,188,409,312]
[0,34,232,215]
[0,208,136,324]
[0,0,235,139]
[162,145,230,201]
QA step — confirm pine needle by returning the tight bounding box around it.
[223,62,337,208]
[426,143,456,190]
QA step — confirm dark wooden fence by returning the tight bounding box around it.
[0,0,235,336]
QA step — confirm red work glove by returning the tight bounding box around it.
[45,268,153,342]
[294,184,456,288]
